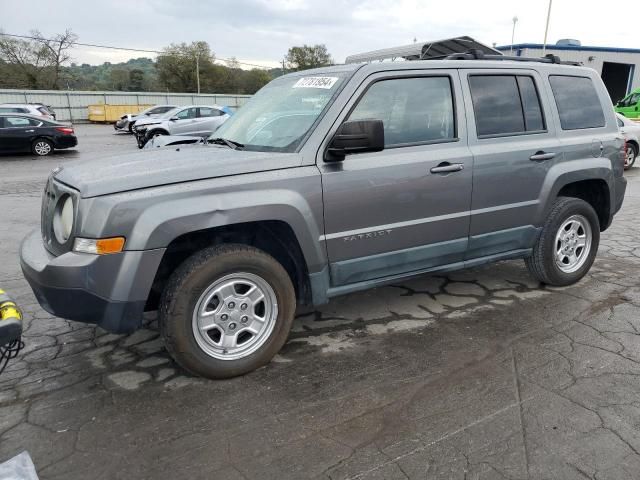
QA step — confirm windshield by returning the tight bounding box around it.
[210,72,347,152]
[159,107,181,119]
[619,93,640,108]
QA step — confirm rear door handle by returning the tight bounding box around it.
[430,163,464,174]
[530,151,556,161]
[25,130,34,133]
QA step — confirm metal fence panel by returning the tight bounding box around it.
[0,89,252,122]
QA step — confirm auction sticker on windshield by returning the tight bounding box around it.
[293,77,339,89]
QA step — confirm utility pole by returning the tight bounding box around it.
[542,0,553,56]
[510,16,518,53]
[196,53,201,94]
[282,57,286,76]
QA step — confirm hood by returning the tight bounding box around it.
[134,117,162,128]
[144,135,204,149]
[54,146,302,198]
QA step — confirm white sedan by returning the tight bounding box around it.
[617,113,640,170]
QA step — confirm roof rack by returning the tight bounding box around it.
[434,49,582,66]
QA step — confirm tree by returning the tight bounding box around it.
[241,69,271,94]
[156,41,214,93]
[0,32,51,88]
[285,44,332,71]
[128,69,145,91]
[31,29,77,89]
[109,68,129,90]
[0,29,77,89]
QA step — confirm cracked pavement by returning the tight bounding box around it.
[1,125,640,479]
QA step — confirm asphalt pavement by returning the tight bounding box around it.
[1,124,640,479]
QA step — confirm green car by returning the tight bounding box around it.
[616,88,640,118]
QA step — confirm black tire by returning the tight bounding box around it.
[624,143,638,170]
[159,244,296,379]
[128,122,135,133]
[31,138,54,156]
[525,197,600,286]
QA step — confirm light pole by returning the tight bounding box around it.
[542,0,553,56]
[510,16,518,53]
[195,53,201,94]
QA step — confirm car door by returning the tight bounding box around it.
[319,70,473,287]
[169,107,198,135]
[0,117,8,152]
[0,116,38,152]
[460,69,562,259]
[197,107,225,136]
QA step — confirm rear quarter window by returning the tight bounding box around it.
[549,75,606,130]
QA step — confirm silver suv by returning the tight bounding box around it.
[21,54,627,379]
[133,105,230,148]
[0,103,56,120]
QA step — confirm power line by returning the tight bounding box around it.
[0,32,275,69]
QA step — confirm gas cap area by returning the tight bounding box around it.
[590,140,604,158]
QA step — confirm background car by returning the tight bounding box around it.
[617,113,640,170]
[133,105,231,148]
[0,113,77,156]
[0,103,56,120]
[616,88,640,119]
[114,104,177,133]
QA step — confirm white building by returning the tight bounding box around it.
[497,40,640,103]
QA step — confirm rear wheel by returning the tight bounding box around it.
[525,197,600,286]
[624,143,638,170]
[160,244,296,379]
[32,138,53,156]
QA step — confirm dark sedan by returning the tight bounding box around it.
[0,114,77,156]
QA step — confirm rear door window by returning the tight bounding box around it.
[549,75,606,130]
[198,107,223,117]
[469,75,546,137]
[5,117,32,127]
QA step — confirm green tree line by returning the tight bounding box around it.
[0,30,333,94]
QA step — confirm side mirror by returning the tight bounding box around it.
[170,116,179,121]
[325,119,384,161]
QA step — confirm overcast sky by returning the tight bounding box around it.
[0,0,635,68]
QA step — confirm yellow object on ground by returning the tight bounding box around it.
[0,289,22,347]
[88,104,153,123]
[0,289,21,322]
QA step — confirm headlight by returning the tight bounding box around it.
[52,195,74,243]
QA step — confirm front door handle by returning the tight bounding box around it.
[529,151,556,161]
[25,129,34,133]
[430,162,464,174]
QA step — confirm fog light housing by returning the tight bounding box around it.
[73,237,125,255]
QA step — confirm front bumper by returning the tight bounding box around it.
[20,229,165,333]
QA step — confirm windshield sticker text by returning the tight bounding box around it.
[293,77,339,89]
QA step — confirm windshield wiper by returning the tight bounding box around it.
[208,137,244,150]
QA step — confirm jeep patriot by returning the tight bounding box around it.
[21,55,627,378]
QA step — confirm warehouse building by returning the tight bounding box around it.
[497,40,640,103]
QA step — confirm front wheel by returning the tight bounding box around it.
[525,197,600,286]
[159,244,296,379]
[624,143,638,170]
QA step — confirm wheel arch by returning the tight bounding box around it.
[146,220,312,311]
